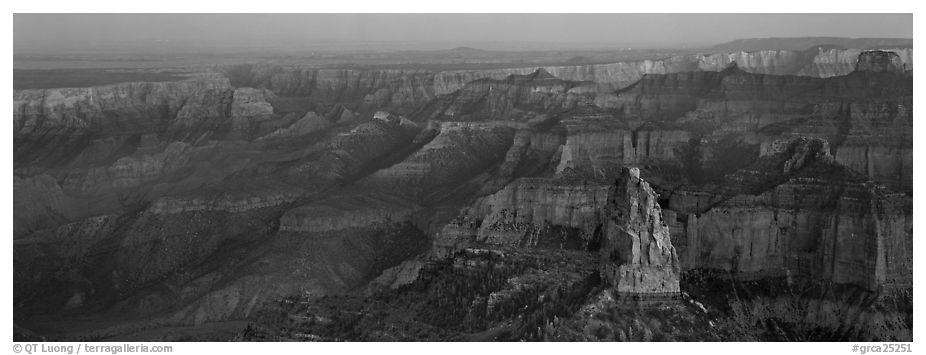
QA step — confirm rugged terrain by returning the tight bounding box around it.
[13,43,913,341]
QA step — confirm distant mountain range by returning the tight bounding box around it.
[713,37,913,51]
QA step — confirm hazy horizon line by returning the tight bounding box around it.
[15,13,912,52]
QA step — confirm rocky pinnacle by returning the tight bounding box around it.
[599,167,681,294]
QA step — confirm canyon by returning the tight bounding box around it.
[13,43,913,341]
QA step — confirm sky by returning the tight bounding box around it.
[14,13,913,51]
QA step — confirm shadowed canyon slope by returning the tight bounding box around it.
[13,46,912,341]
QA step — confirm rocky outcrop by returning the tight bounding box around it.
[431,166,681,296]
[855,50,908,73]
[432,177,611,257]
[279,194,420,233]
[600,167,680,294]
[799,48,912,77]
[229,87,275,130]
[367,260,426,291]
[148,184,303,214]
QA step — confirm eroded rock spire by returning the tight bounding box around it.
[599,167,680,294]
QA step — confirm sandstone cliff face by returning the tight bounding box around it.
[698,50,805,75]
[14,49,913,139]
[799,48,913,77]
[696,48,913,79]
[14,74,232,134]
[757,101,912,194]
[432,56,698,95]
[431,48,913,95]
[432,178,611,257]
[225,64,436,113]
[421,69,596,122]
[220,49,914,113]
[598,60,912,193]
[555,118,692,177]
[229,87,275,131]
[667,138,912,291]
[831,101,912,193]
[600,167,680,294]
[430,167,681,296]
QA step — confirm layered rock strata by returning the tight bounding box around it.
[667,138,912,290]
[279,194,421,233]
[599,167,680,294]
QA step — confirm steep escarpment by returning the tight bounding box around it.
[13,74,231,134]
[431,177,611,258]
[229,112,426,189]
[147,181,304,214]
[666,138,911,291]
[421,69,596,122]
[432,48,913,95]
[594,58,912,192]
[854,50,909,73]
[800,48,913,77]
[220,48,913,111]
[357,121,517,199]
[763,100,913,193]
[555,117,692,178]
[430,166,680,295]
[224,64,436,115]
[432,56,698,95]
